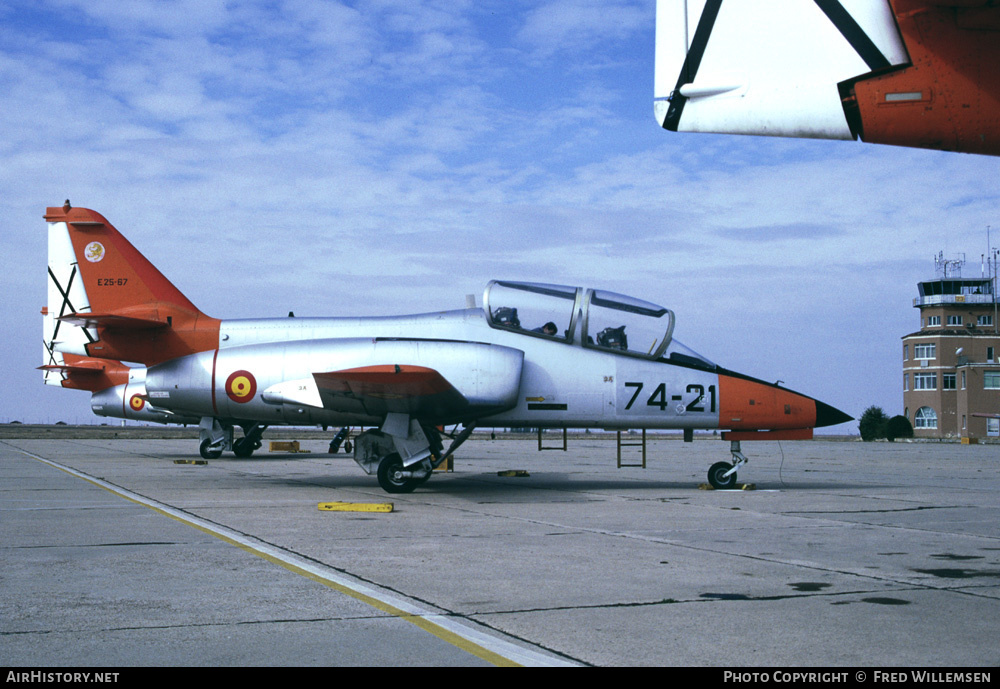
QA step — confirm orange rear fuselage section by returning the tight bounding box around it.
[85,315,220,367]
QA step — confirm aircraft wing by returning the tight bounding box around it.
[313,365,469,418]
[655,0,1000,155]
[256,339,525,423]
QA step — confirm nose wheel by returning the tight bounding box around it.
[707,441,748,489]
[708,461,738,489]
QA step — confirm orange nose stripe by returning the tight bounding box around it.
[718,375,816,430]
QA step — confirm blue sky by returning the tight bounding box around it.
[3,0,999,428]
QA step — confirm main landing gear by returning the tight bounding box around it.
[198,418,268,459]
[328,427,353,454]
[707,441,749,490]
[199,438,223,460]
[376,453,427,493]
[355,421,445,494]
[352,415,476,494]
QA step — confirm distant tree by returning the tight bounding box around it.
[859,405,889,441]
[884,415,913,442]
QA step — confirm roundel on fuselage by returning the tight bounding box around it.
[225,370,257,403]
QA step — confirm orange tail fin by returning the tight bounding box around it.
[44,202,220,365]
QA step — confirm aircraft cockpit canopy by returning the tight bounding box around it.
[485,281,579,342]
[483,281,716,369]
[585,289,672,358]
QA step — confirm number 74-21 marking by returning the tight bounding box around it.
[624,382,716,413]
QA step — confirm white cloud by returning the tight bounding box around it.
[516,0,651,59]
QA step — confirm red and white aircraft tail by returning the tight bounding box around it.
[655,0,1000,156]
[43,201,220,368]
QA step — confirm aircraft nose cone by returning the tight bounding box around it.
[815,400,853,428]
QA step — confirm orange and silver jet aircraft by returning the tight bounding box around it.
[42,202,851,492]
[655,0,1000,156]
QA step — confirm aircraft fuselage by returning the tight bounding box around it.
[142,305,827,435]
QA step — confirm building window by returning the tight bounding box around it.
[962,415,967,430]
[903,344,908,360]
[903,373,909,391]
[962,370,967,389]
[985,371,1000,390]
[943,373,956,390]
[947,315,962,326]
[989,418,1000,437]
[989,346,995,363]
[914,343,936,359]
[913,373,936,390]
[927,315,941,327]
[978,315,993,327]
[915,407,938,429]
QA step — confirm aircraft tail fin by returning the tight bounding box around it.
[654,0,909,139]
[44,202,220,365]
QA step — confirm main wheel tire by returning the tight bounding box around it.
[377,454,419,494]
[708,461,737,490]
[233,438,256,458]
[200,439,223,460]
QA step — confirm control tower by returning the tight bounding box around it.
[902,253,999,439]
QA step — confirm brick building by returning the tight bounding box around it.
[902,254,1000,439]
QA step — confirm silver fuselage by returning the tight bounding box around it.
[145,307,721,430]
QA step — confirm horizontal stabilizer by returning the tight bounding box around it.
[40,353,131,392]
[39,359,108,373]
[58,311,169,330]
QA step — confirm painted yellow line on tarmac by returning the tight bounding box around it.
[15,449,574,667]
[318,501,394,513]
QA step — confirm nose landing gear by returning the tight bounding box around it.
[707,441,748,490]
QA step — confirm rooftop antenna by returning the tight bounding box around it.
[934,250,965,279]
[990,225,998,334]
